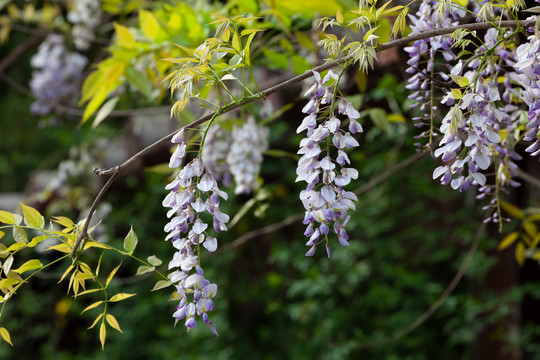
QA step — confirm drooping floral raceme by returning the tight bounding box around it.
[163,129,229,335]
[67,0,102,50]
[29,34,88,116]
[201,123,233,187]
[297,70,361,257]
[227,117,269,194]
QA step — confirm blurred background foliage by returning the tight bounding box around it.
[1,0,540,359]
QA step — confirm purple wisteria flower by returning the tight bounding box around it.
[67,0,102,50]
[297,70,360,257]
[30,34,87,116]
[201,124,233,187]
[163,129,229,335]
[226,117,269,194]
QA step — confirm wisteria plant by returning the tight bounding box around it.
[1,0,540,351]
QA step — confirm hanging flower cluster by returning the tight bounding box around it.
[227,117,269,195]
[296,70,361,257]
[404,0,540,222]
[29,34,87,116]
[162,129,229,335]
[201,124,233,187]
[67,0,102,50]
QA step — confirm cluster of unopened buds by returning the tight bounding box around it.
[297,70,361,257]
[163,129,229,335]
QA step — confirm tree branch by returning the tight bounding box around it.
[70,18,535,257]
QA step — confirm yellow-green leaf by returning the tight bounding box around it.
[147,255,162,267]
[0,211,15,225]
[47,243,72,254]
[123,227,138,254]
[498,232,519,251]
[3,255,13,273]
[106,263,122,288]
[92,96,119,128]
[21,203,44,228]
[136,265,154,275]
[12,227,27,243]
[51,216,74,229]
[515,242,525,266]
[13,259,42,274]
[232,31,241,52]
[2,242,26,253]
[81,301,103,314]
[114,23,135,49]
[106,314,123,333]
[451,88,462,99]
[336,9,343,23]
[0,327,13,346]
[77,288,101,297]
[28,234,47,247]
[88,313,103,329]
[501,201,525,219]
[58,264,74,284]
[522,221,538,239]
[0,278,19,289]
[99,321,106,350]
[151,280,172,291]
[108,293,136,302]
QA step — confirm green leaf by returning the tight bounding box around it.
[106,263,122,288]
[291,55,311,75]
[99,321,106,350]
[12,227,27,243]
[151,280,172,291]
[81,301,104,314]
[13,259,42,274]
[136,265,155,275]
[106,314,123,333]
[92,96,119,128]
[109,293,136,302]
[147,255,162,267]
[368,108,390,135]
[262,49,288,70]
[21,203,44,228]
[0,210,15,225]
[123,226,138,254]
[0,327,13,346]
[125,67,154,99]
[498,232,519,251]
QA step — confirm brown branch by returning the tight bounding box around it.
[515,166,540,190]
[70,18,535,257]
[9,23,110,45]
[355,214,489,350]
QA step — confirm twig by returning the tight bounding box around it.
[515,166,540,189]
[212,151,427,255]
[354,214,489,350]
[70,18,535,257]
[70,172,119,257]
[9,23,109,45]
